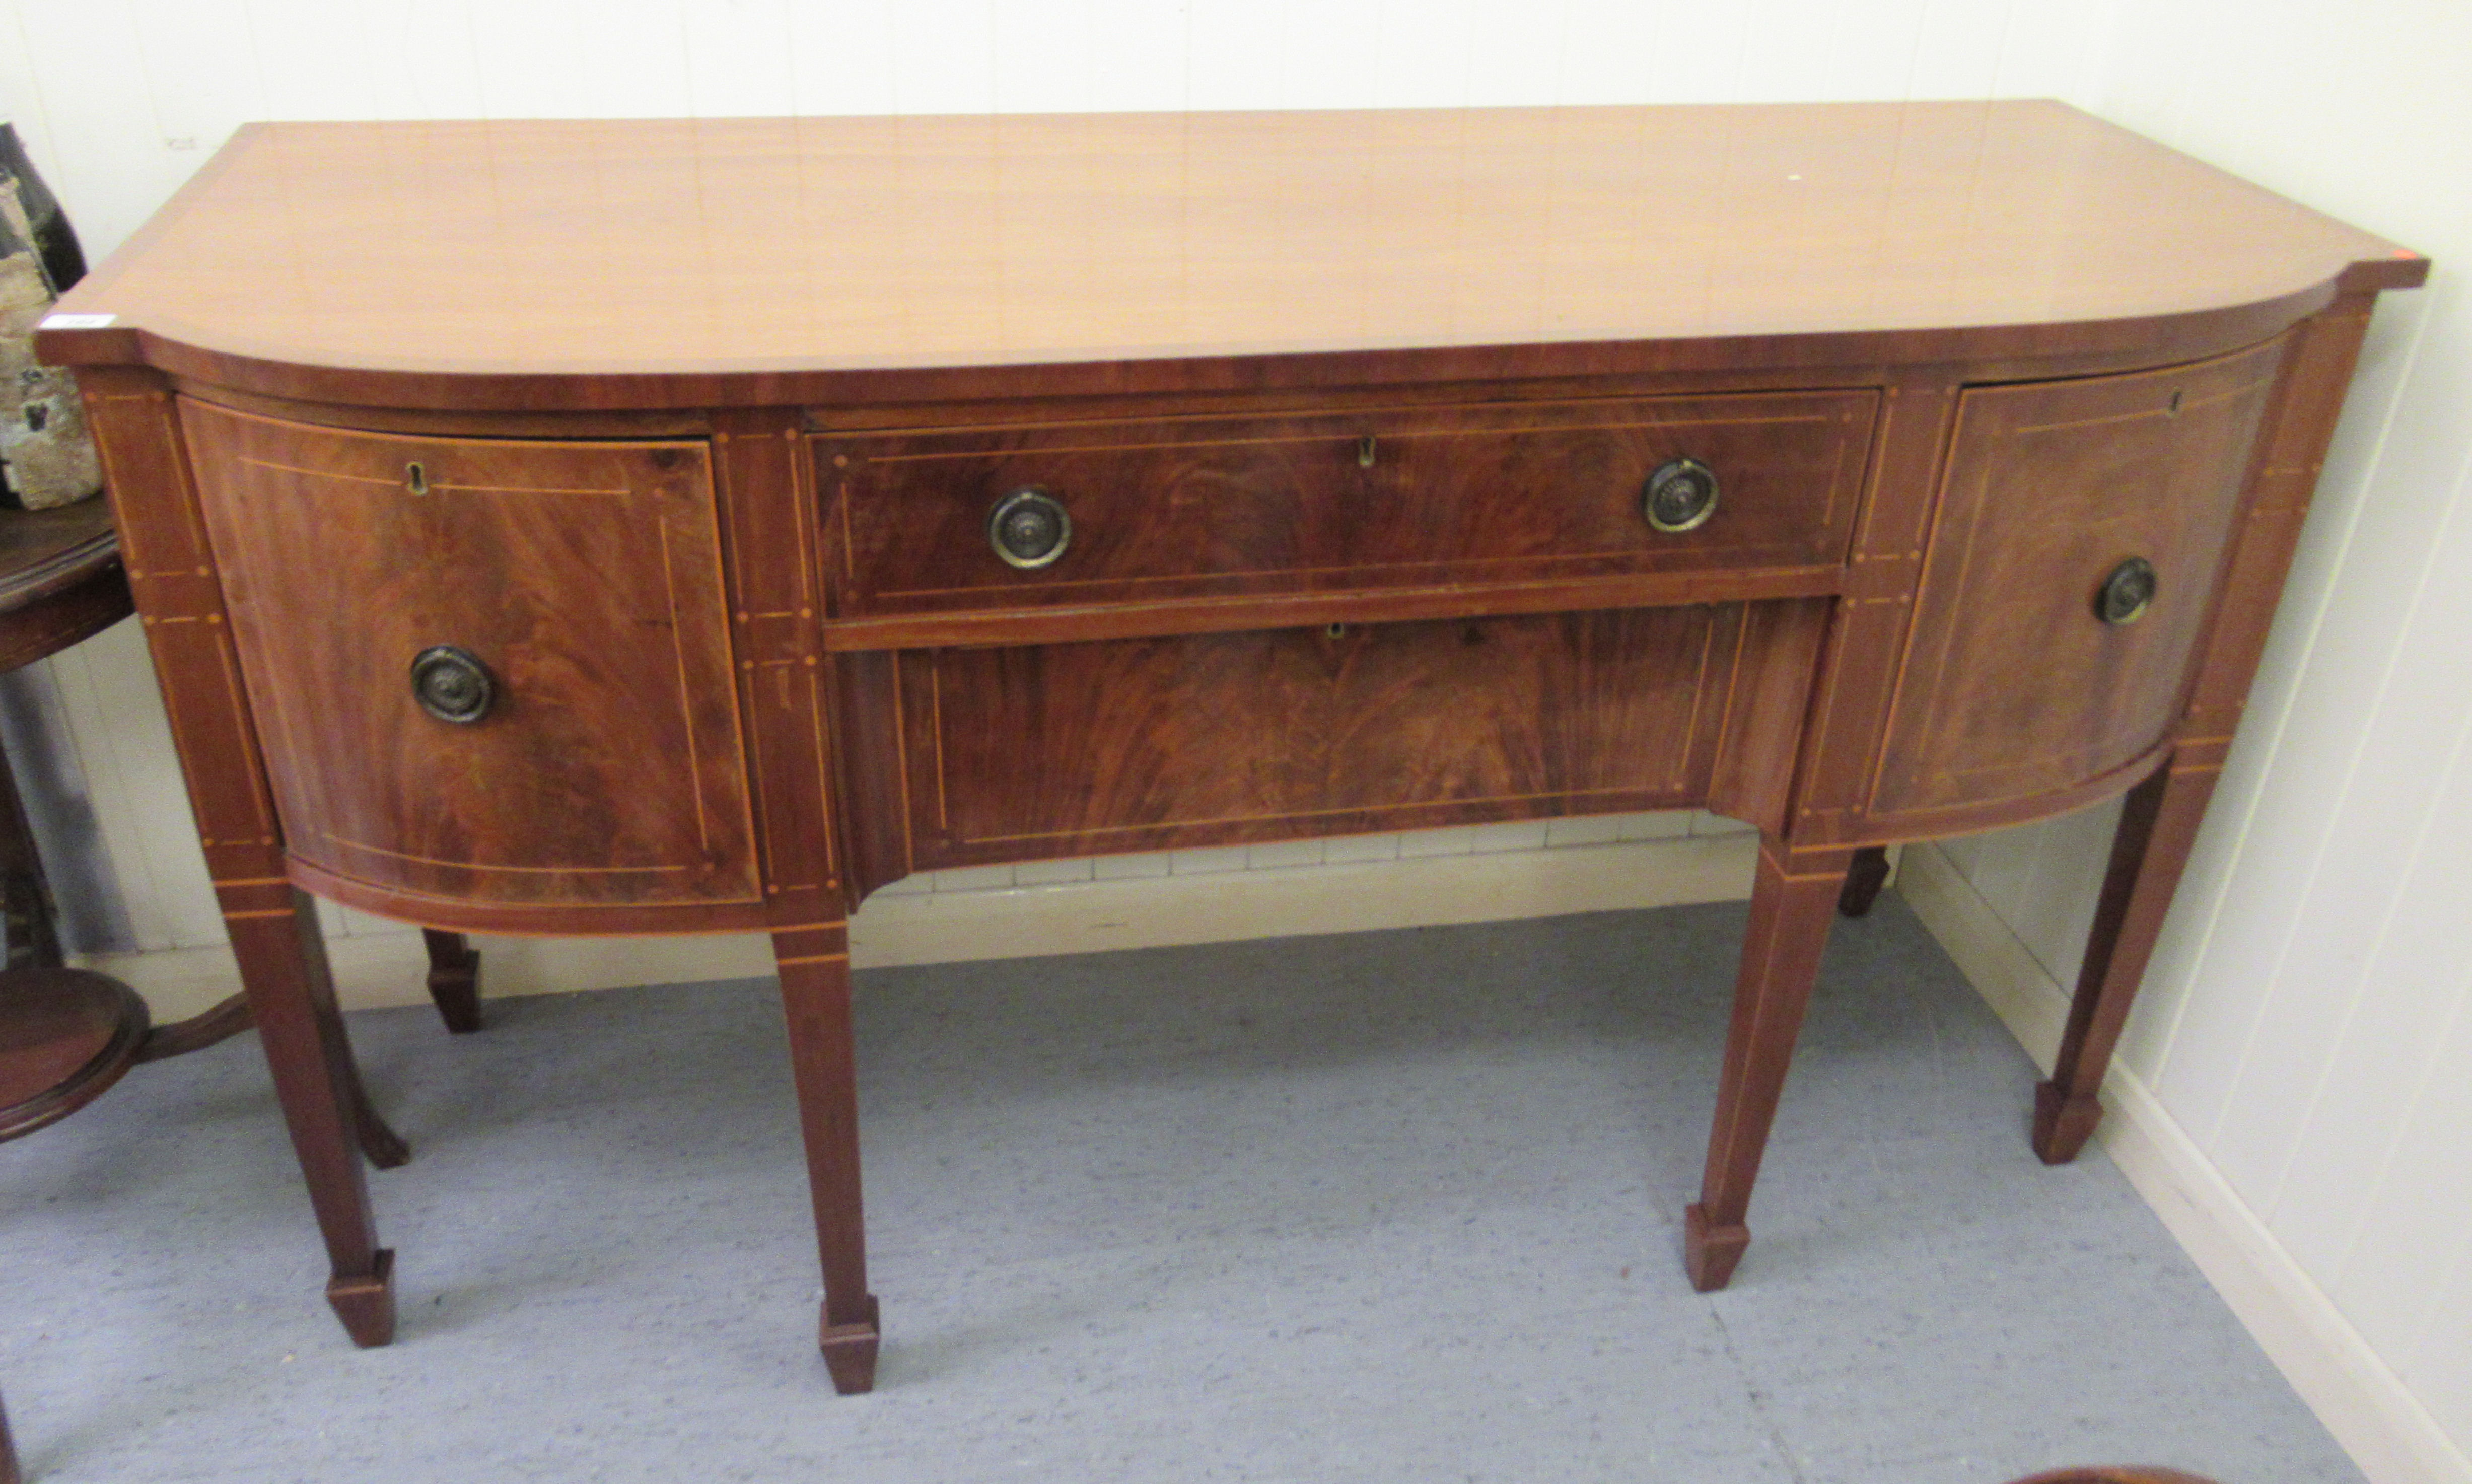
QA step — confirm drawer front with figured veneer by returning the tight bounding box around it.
[819,391,1878,634]
[889,604,1754,870]
[181,401,760,912]
[1869,337,2288,823]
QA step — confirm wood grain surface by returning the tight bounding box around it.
[38,102,2422,409]
[49,101,2427,1370]
[824,390,1877,619]
[0,968,148,1142]
[1870,336,2286,819]
[901,606,1742,867]
[181,400,760,911]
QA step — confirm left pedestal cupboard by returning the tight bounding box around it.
[38,102,2423,1393]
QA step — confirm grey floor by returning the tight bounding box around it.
[1,896,2361,1483]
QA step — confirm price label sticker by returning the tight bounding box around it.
[40,312,117,330]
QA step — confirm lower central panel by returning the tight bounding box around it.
[884,605,1746,873]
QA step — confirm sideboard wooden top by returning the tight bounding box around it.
[43,100,2422,408]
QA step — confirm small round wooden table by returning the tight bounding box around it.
[0,964,149,1484]
[0,499,467,1478]
[0,968,149,1140]
[0,501,294,1482]
[0,500,137,1484]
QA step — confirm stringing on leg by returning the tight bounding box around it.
[1685,840,1855,1291]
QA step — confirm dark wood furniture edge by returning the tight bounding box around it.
[2030,291,2385,1162]
[711,409,882,1392]
[286,857,771,937]
[0,969,148,1141]
[1686,839,1859,1289]
[133,991,250,1061]
[820,567,1843,651]
[78,364,398,1345]
[1835,845,1892,916]
[0,502,133,675]
[420,929,482,1033]
[127,991,406,1168]
[39,280,2366,414]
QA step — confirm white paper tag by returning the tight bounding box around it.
[39,312,116,330]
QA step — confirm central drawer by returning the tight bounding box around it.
[818,390,1878,622]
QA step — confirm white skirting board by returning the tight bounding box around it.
[1897,842,2472,1484]
[74,830,1762,1023]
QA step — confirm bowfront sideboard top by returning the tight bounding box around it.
[44,100,2420,400]
[38,102,2424,1395]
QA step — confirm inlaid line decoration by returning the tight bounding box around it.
[2009,374,2273,437]
[887,649,916,879]
[929,662,948,831]
[317,832,696,874]
[1869,350,2281,811]
[790,428,838,885]
[803,665,837,882]
[657,513,712,855]
[236,456,631,498]
[222,414,747,892]
[207,625,279,839]
[685,446,763,891]
[158,398,220,566]
[854,411,1845,464]
[875,542,1833,601]
[1672,613,1722,792]
[935,785,1693,847]
[1862,393,2021,808]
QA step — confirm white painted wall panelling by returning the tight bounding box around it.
[1942,0,2472,1459]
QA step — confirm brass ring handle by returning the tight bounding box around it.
[1643,457,1720,534]
[410,646,496,724]
[988,486,1072,570]
[2097,557,2158,626]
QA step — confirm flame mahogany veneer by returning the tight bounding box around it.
[40,102,2425,1394]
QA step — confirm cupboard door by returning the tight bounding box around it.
[182,401,759,911]
[1870,338,2286,821]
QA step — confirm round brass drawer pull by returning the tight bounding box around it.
[410,646,496,724]
[1643,457,1720,533]
[2098,557,2158,626]
[988,486,1072,570]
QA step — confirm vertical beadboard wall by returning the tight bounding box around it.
[5,1,2463,1475]
[1916,0,2472,1473]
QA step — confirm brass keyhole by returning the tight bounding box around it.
[405,461,429,496]
[1357,435,1377,469]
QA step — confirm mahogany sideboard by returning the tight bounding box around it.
[37,101,2424,1394]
